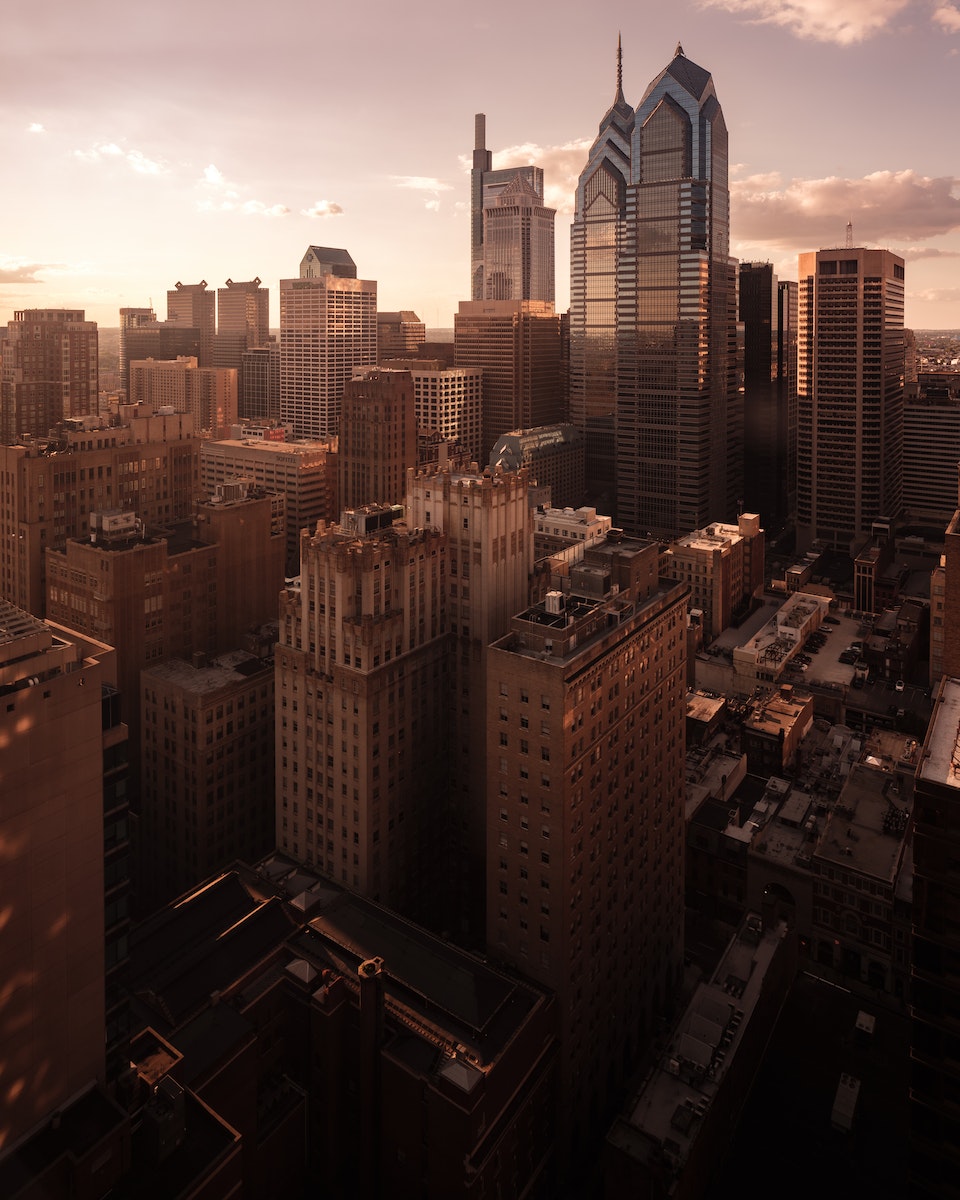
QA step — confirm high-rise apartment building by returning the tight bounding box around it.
[279,247,377,439]
[0,605,121,1150]
[570,44,739,537]
[128,355,238,436]
[740,263,797,533]
[487,534,688,1153]
[0,309,98,444]
[455,299,565,461]
[0,408,200,617]
[338,368,417,510]
[796,247,905,554]
[167,279,216,367]
[470,114,547,301]
[275,508,449,924]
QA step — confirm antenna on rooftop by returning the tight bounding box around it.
[845,221,853,249]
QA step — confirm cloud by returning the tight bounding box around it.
[699,0,910,44]
[392,176,453,192]
[425,199,441,213]
[934,2,960,29]
[911,287,960,303]
[0,259,61,284]
[732,169,960,247]
[74,141,166,174]
[198,163,289,217]
[489,139,591,215]
[27,123,45,134]
[301,200,344,218]
[895,246,960,260]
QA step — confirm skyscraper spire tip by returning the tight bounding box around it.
[615,33,624,102]
[675,41,685,57]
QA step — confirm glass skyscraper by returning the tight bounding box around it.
[570,44,740,538]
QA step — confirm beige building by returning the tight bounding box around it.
[376,309,425,358]
[166,279,215,367]
[338,368,417,510]
[0,408,200,617]
[533,504,612,560]
[381,358,483,463]
[128,355,238,437]
[1,309,98,444]
[279,247,377,439]
[0,604,119,1150]
[487,534,688,1152]
[200,435,338,575]
[140,647,276,909]
[405,462,534,934]
[664,513,764,644]
[454,299,565,461]
[275,507,449,924]
[742,684,815,774]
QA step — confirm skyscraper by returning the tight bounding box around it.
[482,174,556,303]
[0,309,98,444]
[167,279,216,367]
[214,278,270,412]
[470,114,547,301]
[740,263,797,533]
[119,305,156,385]
[338,367,417,509]
[279,247,377,439]
[795,247,905,554]
[570,43,739,538]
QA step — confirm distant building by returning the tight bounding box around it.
[214,277,271,412]
[470,113,548,302]
[381,357,483,463]
[0,605,123,1150]
[119,305,156,382]
[338,368,417,510]
[1,309,98,444]
[0,408,201,617]
[796,248,905,554]
[239,339,280,421]
[902,372,960,527]
[201,435,338,575]
[120,321,200,393]
[376,310,425,359]
[279,247,377,439]
[454,299,565,461]
[489,423,585,511]
[166,279,215,367]
[128,355,238,437]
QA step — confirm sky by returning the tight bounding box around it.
[2,0,959,331]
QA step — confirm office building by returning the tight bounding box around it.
[481,173,556,303]
[381,358,483,463]
[201,435,338,574]
[489,422,585,510]
[376,310,425,359]
[0,605,121,1150]
[470,113,546,301]
[239,339,280,421]
[740,263,797,533]
[119,305,156,383]
[570,43,739,537]
[166,279,216,367]
[214,278,271,413]
[532,504,612,560]
[128,355,238,436]
[0,408,200,617]
[279,247,377,439]
[454,299,565,460]
[276,508,449,924]
[487,534,688,1153]
[796,247,905,554]
[911,676,960,1196]
[663,513,764,644]
[406,462,534,933]
[903,373,960,527]
[120,321,201,394]
[0,309,98,444]
[140,648,276,909]
[338,368,417,510]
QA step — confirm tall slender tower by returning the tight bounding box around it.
[470,115,546,301]
[570,43,739,538]
[167,280,216,367]
[795,247,905,554]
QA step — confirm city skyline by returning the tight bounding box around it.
[2,1,960,330]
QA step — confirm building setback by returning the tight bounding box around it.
[487,533,688,1157]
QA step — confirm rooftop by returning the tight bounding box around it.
[919,676,960,792]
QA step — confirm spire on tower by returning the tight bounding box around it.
[615,33,625,103]
[675,41,685,57]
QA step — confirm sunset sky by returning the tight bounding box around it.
[2,0,959,330]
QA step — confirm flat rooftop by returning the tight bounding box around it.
[919,676,960,792]
[814,761,911,884]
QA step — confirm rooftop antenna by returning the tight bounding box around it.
[845,220,853,249]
